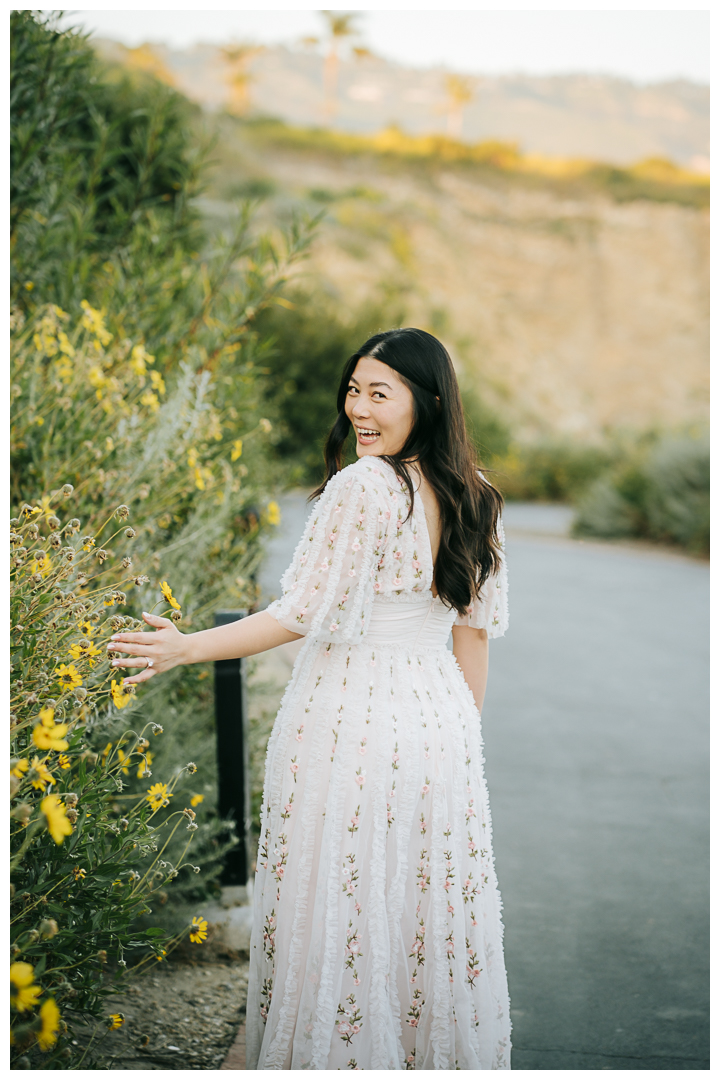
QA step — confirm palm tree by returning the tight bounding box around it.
[319,10,361,122]
[221,42,264,117]
[444,74,476,139]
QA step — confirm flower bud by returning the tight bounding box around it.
[68,518,81,532]
[186,822,198,832]
[27,929,40,942]
[62,484,74,497]
[74,687,87,702]
[25,692,38,706]
[125,528,136,539]
[64,792,79,806]
[12,804,32,826]
[116,505,130,520]
[122,556,132,569]
[26,524,39,541]
[134,574,149,585]
[186,762,197,774]
[170,610,182,622]
[65,808,78,824]
[39,918,59,939]
[49,532,62,549]
[96,549,109,563]
[120,818,129,830]
[47,515,61,530]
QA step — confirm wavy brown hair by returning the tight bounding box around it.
[311,327,504,616]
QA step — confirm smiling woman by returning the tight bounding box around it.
[109,327,511,1069]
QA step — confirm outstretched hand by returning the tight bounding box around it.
[107,610,188,686]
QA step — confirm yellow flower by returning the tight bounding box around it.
[10,962,42,1013]
[189,916,208,944]
[230,438,243,462]
[78,619,96,637]
[110,680,133,709]
[30,756,56,791]
[37,998,61,1051]
[24,280,34,291]
[58,753,71,769]
[190,793,204,807]
[129,344,151,376]
[187,447,198,468]
[29,553,52,578]
[32,718,69,752]
[82,537,96,551]
[69,641,103,666]
[140,390,160,412]
[80,299,113,347]
[267,501,281,527]
[116,746,130,776]
[73,866,86,881]
[146,782,173,811]
[41,793,73,843]
[11,758,29,779]
[136,750,152,778]
[101,741,113,765]
[160,581,181,610]
[39,706,55,728]
[107,1013,125,1029]
[150,369,165,395]
[54,663,82,690]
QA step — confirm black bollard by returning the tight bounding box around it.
[214,610,251,886]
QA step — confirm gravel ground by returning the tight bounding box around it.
[78,955,249,1069]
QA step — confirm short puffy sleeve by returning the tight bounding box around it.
[453,517,509,638]
[265,466,384,644]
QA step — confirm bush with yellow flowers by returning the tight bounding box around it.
[9,487,234,1065]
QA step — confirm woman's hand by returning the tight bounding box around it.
[107,610,189,686]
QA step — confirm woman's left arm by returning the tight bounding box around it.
[451,624,489,714]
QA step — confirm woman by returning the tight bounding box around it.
[109,328,511,1070]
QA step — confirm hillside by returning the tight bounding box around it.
[93,39,709,171]
[200,117,709,443]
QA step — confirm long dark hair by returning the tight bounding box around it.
[311,327,504,616]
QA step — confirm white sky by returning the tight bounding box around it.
[58,8,710,84]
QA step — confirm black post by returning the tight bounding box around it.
[214,610,251,886]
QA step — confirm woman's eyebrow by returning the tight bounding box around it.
[349,378,393,390]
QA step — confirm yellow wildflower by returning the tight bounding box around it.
[160,581,181,610]
[110,680,133,709]
[39,706,55,727]
[58,754,71,770]
[78,619,96,638]
[30,756,56,791]
[80,299,113,347]
[187,447,198,467]
[10,962,42,1013]
[116,746,130,776]
[32,717,69,752]
[129,344,152,376]
[69,640,103,666]
[82,536,96,551]
[11,758,29,779]
[37,998,61,1051]
[190,793,204,807]
[267,501,281,527]
[41,793,73,843]
[107,1013,125,1029]
[189,916,208,944]
[150,369,165,395]
[24,280,34,291]
[101,741,113,765]
[146,782,173,811]
[73,866,86,881]
[231,438,243,462]
[30,553,52,578]
[140,390,160,412]
[54,663,82,690]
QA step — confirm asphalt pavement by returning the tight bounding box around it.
[258,498,710,1071]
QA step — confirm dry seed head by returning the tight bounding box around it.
[26,524,39,541]
[49,532,62,548]
[65,808,78,823]
[122,557,132,569]
[62,484,74,497]
[47,515,61,530]
[68,518,81,533]
[124,528,136,539]
[115,505,130,520]
[134,574,149,585]
[39,918,59,939]
[65,792,79,806]
[63,548,75,562]
[96,548,109,562]
[170,610,182,622]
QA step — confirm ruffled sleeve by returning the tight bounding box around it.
[453,516,509,638]
[265,465,385,645]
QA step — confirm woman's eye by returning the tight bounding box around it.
[373,392,386,400]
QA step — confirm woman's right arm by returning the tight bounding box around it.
[109,609,303,687]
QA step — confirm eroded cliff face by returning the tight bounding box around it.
[206,134,709,441]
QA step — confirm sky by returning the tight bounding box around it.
[60,9,710,84]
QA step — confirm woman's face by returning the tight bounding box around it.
[345,356,415,458]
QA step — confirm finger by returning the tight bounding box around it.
[122,668,156,687]
[109,631,161,645]
[111,656,153,669]
[107,642,157,657]
[142,611,174,629]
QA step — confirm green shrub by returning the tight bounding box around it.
[573,431,709,554]
[490,440,615,502]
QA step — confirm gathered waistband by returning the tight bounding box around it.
[362,596,456,650]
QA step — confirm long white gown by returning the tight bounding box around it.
[246,456,511,1070]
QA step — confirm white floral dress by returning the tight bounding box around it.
[246,456,511,1070]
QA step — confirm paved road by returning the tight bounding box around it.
[258,499,709,1070]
